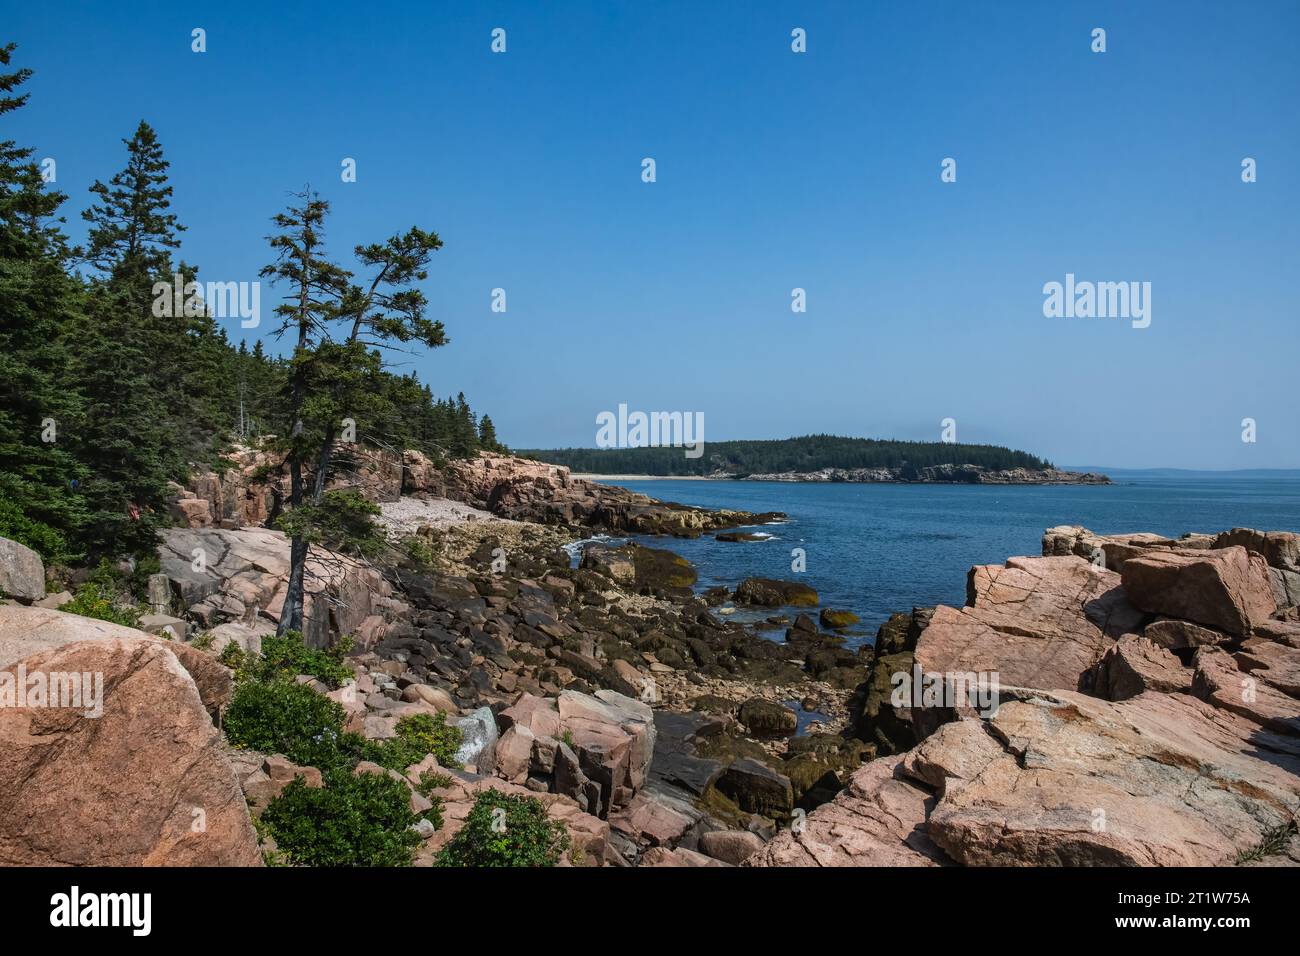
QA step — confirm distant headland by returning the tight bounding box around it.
[522,435,1111,485]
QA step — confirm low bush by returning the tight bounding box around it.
[60,581,140,627]
[435,789,569,867]
[260,774,420,867]
[222,679,349,770]
[241,630,354,688]
[358,712,463,772]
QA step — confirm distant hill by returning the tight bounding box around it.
[521,435,1054,477]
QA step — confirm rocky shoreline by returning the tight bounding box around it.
[2,451,1296,867]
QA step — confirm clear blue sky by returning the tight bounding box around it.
[7,1,1298,469]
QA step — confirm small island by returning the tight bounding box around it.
[525,435,1111,484]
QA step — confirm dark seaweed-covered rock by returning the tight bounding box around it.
[734,578,818,608]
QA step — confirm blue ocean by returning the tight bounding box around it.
[603,472,1300,648]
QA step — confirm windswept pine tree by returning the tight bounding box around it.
[260,192,448,636]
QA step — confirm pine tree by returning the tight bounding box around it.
[69,282,173,556]
[259,190,351,636]
[262,203,448,639]
[450,392,479,457]
[81,120,183,285]
[477,414,500,451]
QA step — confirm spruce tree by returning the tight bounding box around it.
[81,120,184,284]
[477,414,499,451]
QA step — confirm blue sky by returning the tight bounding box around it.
[7,0,1298,469]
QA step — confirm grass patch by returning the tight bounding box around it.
[1236,821,1297,864]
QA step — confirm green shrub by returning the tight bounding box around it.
[361,712,463,772]
[419,795,445,831]
[223,679,349,770]
[260,774,420,867]
[61,581,140,627]
[435,789,569,867]
[242,630,354,688]
[403,534,439,569]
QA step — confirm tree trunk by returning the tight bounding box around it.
[277,454,306,636]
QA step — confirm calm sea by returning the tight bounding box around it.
[603,472,1300,647]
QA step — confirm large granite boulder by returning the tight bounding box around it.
[1212,528,1300,571]
[920,692,1300,866]
[1191,645,1300,735]
[914,556,1141,696]
[493,689,655,818]
[1121,546,1276,637]
[0,605,232,715]
[0,636,260,865]
[0,536,45,603]
[157,527,390,647]
[1090,635,1192,700]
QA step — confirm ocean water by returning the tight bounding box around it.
[605,473,1300,649]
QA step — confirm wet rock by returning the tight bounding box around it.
[737,697,798,737]
[711,758,794,819]
[734,578,818,608]
[820,608,860,629]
